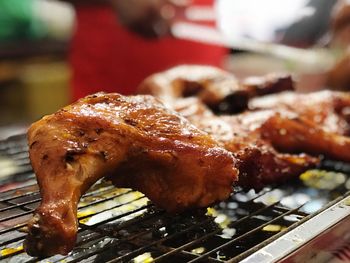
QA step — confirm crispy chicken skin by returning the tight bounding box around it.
[187,110,318,189]
[189,107,350,188]
[24,93,238,257]
[249,91,350,135]
[25,65,350,257]
[138,65,294,114]
[241,73,294,97]
[174,92,350,188]
[138,65,240,102]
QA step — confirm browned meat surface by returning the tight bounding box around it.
[24,75,350,257]
[188,111,314,189]
[249,91,350,135]
[172,98,318,189]
[189,107,350,188]
[138,65,294,114]
[153,89,350,187]
[24,93,238,257]
[171,97,215,119]
[241,73,294,97]
[172,90,350,188]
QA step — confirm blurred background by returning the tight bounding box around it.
[0,0,73,129]
[0,0,346,135]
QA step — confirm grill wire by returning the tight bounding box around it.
[0,134,349,263]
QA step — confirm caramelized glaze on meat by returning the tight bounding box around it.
[189,107,350,188]
[250,91,350,135]
[174,91,350,189]
[24,93,238,257]
[24,67,350,257]
[187,110,317,189]
[138,65,294,114]
[241,73,294,97]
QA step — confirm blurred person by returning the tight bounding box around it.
[64,0,227,100]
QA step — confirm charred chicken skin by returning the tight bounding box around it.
[24,93,238,257]
[138,65,294,114]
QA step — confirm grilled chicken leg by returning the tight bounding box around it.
[25,88,350,257]
[24,93,238,257]
[138,65,294,114]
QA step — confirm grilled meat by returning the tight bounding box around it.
[24,80,350,257]
[241,73,294,97]
[174,92,350,188]
[249,90,350,135]
[138,65,294,114]
[187,110,317,189]
[24,93,238,257]
[189,107,350,188]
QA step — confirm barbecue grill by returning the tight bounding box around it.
[0,133,349,262]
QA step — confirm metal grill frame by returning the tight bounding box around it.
[0,134,350,263]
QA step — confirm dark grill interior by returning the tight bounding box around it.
[0,134,349,262]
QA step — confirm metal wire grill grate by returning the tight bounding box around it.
[0,134,349,263]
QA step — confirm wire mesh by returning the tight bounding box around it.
[0,134,349,262]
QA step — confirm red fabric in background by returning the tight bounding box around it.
[70,0,227,100]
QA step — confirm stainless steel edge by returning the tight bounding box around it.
[240,195,350,263]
